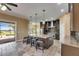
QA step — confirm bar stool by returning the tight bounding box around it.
[36,40,44,53]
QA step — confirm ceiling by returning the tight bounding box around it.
[0,3,68,22]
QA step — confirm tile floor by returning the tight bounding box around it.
[0,41,24,56]
[0,40,61,56]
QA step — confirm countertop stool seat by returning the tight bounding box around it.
[36,40,44,53]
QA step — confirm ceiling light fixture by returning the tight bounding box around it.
[42,9,46,24]
[61,9,64,13]
[35,13,38,22]
[0,3,18,11]
[1,5,7,11]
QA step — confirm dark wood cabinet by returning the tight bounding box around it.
[40,21,52,34]
[40,22,43,28]
[72,4,79,31]
[53,19,59,40]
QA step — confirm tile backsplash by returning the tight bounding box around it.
[71,31,79,41]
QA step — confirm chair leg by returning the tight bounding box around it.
[30,42,32,47]
[35,45,38,51]
[42,47,44,53]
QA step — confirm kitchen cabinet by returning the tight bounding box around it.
[72,4,79,31]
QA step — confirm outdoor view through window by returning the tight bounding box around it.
[0,21,15,40]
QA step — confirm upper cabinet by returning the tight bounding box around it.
[40,21,52,34]
[71,4,79,31]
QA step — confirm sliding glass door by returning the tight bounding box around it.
[0,21,15,42]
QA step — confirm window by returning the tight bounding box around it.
[28,22,40,36]
[0,21,15,40]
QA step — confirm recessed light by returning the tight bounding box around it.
[61,9,64,13]
[30,16,32,18]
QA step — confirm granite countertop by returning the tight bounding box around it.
[62,36,79,48]
[30,34,51,39]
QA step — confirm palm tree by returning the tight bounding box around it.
[8,23,15,36]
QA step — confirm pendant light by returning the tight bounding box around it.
[35,13,38,36]
[42,9,46,24]
[29,16,32,36]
